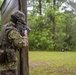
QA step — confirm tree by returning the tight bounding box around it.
[19,0,29,75]
[39,0,42,15]
[52,0,56,50]
[27,0,76,51]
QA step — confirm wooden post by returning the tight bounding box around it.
[18,0,29,75]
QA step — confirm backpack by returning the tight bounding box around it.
[0,23,18,64]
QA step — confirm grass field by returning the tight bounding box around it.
[29,51,76,75]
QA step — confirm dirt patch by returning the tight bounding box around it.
[29,61,51,69]
[29,61,76,75]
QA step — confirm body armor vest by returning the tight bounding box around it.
[0,23,18,64]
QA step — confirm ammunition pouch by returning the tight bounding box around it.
[0,49,17,64]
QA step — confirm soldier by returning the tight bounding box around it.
[0,10,29,75]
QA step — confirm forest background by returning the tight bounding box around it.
[0,0,76,51]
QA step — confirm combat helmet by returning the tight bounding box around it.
[10,10,25,24]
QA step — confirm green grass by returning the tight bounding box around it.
[29,51,76,75]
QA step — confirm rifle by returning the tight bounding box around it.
[16,20,31,36]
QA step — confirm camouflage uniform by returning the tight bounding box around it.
[0,10,28,75]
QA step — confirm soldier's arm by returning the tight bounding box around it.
[8,30,28,48]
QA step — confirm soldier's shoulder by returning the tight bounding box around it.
[9,29,19,35]
[8,29,21,39]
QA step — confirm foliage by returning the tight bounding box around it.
[0,0,3,30]
[27,0,76,51]
[0,0,3,7]
[28,4,76,51]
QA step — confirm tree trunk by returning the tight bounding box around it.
[52,0,56,50]
[33,0,35,15]
[19,0,29,75]
[39,0,42,15]
[20,0,27,22]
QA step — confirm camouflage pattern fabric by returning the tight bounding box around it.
[0,22,28,71]
[0,10,28,74]
[0,69,17,75]
[8,29,28,48]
